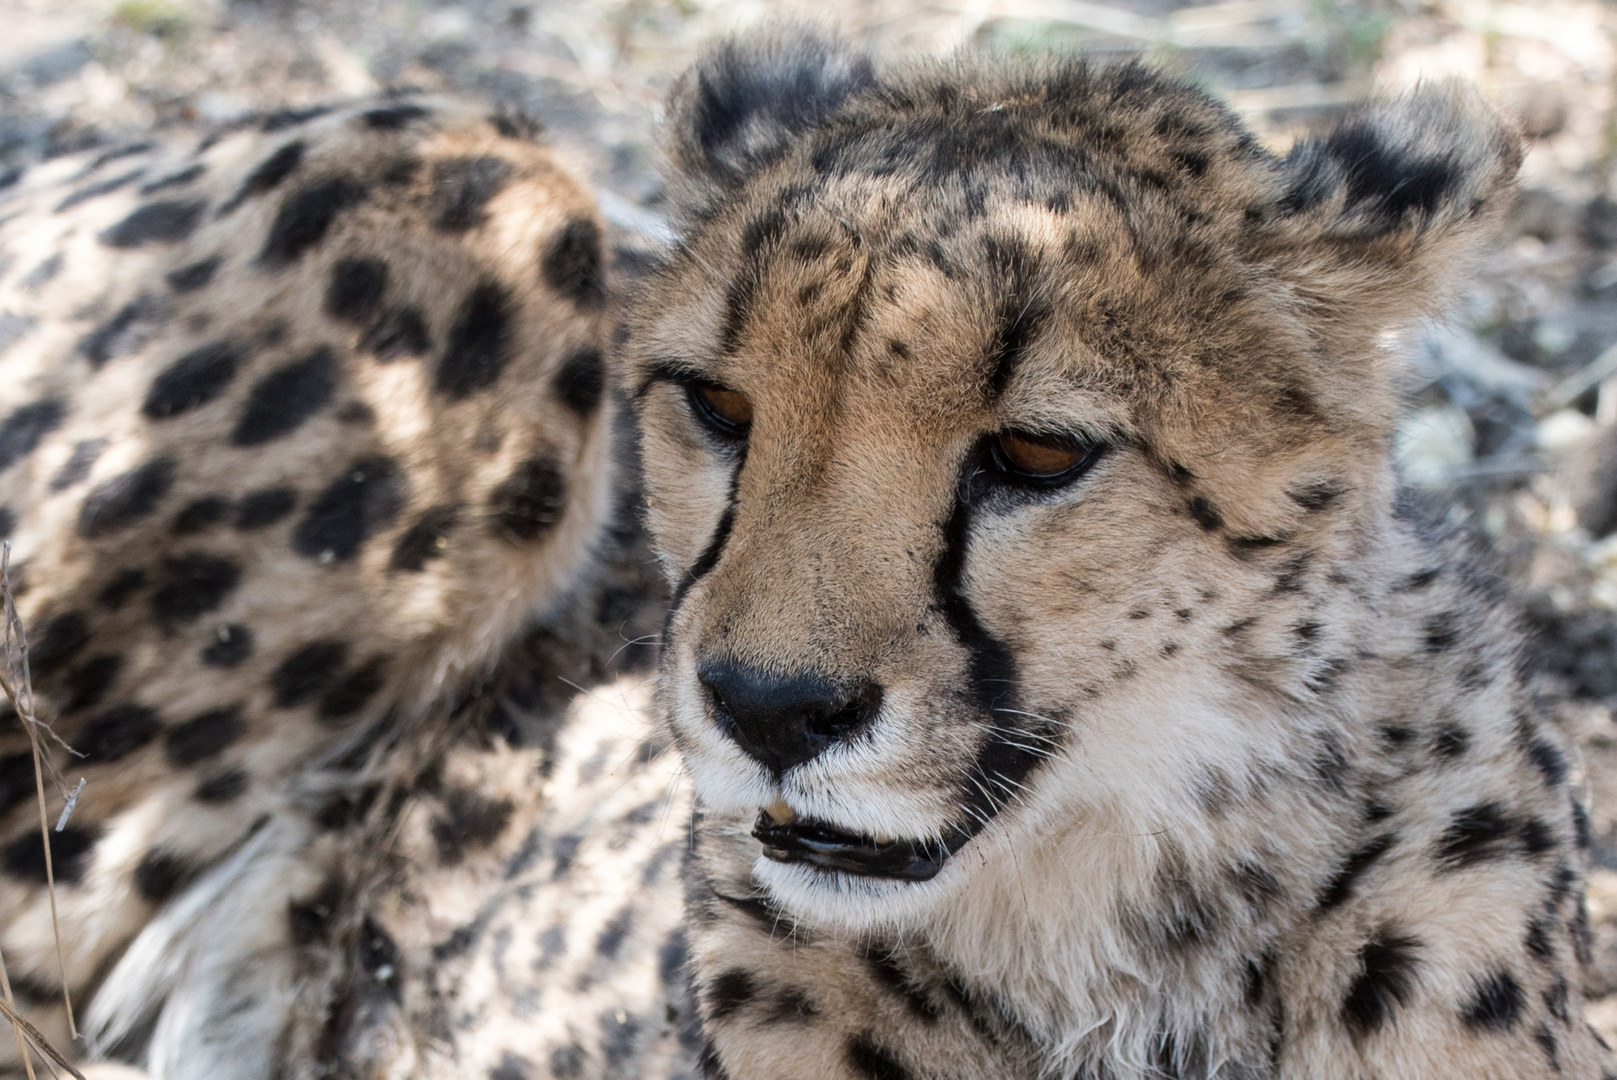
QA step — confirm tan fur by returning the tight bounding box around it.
[628,28,1614,1079]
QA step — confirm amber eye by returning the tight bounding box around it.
[687,381,753,439]
[989,431,1097,485]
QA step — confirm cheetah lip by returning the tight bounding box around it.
[752,812,946,882]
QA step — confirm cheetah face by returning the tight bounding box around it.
[630,31,1519,928]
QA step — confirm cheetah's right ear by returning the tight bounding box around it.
[1250,82,1522,337]
[661,24,875,218]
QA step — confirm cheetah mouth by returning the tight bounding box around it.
[752,812,947,882]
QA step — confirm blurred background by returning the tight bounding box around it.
[7,0,1617,1034]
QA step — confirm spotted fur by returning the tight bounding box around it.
[627,26,1616,1080]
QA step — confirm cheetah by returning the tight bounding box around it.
[625,26,1617,1080]
[0,95,693,1079]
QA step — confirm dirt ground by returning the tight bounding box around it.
[8,0,1617,1044]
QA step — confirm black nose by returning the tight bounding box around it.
[698,659,882,775]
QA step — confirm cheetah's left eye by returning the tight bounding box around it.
[687,382,753,440]
[988,431,1101,487]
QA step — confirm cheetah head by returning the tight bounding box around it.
[628,27,1521,930]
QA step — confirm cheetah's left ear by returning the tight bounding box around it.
[1251,82,1522,333]
[660,24,875,219]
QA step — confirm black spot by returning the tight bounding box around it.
[56,168,145,212]
[1317,834,1395,912]
[173,496,229,535]
[1436,803,1530,870]
[553,346,605,416]
[29,610,90,677]
[1341,928,1421,1038]
[1526,917,1555,962]
[1521,817,1557,855]
[706,969,755,1020]
[1524,736,1570,788]
[1289,480,1344,512]
[1462,970,1524,1031]
[195,768,247,802]
[550,1044,586,1079]
[0,752,36,815]
[540,218,604,309]
[318,655,387,721]
[272,641,348,707]
[435,281,515,398]
[65,653,122,714]
[1573,800,1592,850]
[143,339,246,419]
[257,178,367,268]
[360,104,429,129]
[1286,121,1460,223]
[232,347,338,445]
[165,255,221,294]
[141,163,206,193]
[324,257,388,324]
[151,553,240,625]
[359,916,403,1003]
[390,505,459,571]
[286,876,342,945]
[595,906,634,959]
[489,457,567,543]
[201,624,253,667]
[981,237,1049,396]
[1545,975,1571,1024]
[489,105,543,141]
[1401,567,1441,591]
[846,1034,912,1080]
[235,488,297,530]
[77,703,161,763]
[430,156,513,231]
[431,789,514,865]
[134,850,196,903]
[220,140,305,215]
[292,457,404,562]
[865,946,942,1023]
[101,199,206,247]
[1423,612,1460,652]
[0,508,12,538]
[489,1052,533,1080]
[77,294,167,369]
[1,824,97,884]
[1432,724,1470,759]
[79,458,176,537]
[0,398,64,472]
[50,438,106,491]
[360,306,429,361]
[261,104,333,131]
[165,704,245,766]
[97,568,146,610]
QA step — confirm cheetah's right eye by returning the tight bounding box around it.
[687,382,753,441]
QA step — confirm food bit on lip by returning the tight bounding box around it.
[765,798,797,825]
[873,833,894,845]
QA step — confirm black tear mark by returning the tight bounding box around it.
[272,640,348,707]
[292,457,404,563]
[78,458,177,538]
[324,257,389,324]
[257,178,367,269]
[0,398,65,472]
[232,346,338,445]
[100,199,207,247]
[430,156,514,232]
[540,217,605,309]
[1341,928,1421,1038]
[435,280,515,399]
[143,339,245,419]
[219,140,306,215]
[489,457,567,543]
[1462,970,1524,1032]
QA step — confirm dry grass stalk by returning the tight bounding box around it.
[0,545,78,1039]
[0,992,83,1080]
[0,943,41,1080]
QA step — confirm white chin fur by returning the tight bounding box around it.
[751,852,963,933]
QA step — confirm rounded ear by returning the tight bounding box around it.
[1247,81,1523,342]
[661,23,875,219]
